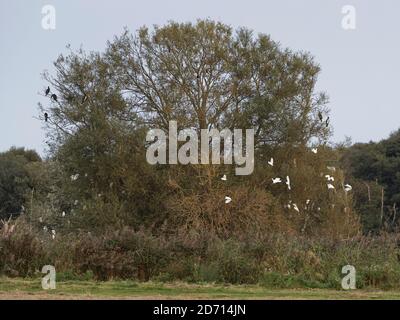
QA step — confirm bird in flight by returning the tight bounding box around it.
[272,177,282,184]
[344,184,353,192]
[51,94,58,102]
[45,86,50,96]
[325,175,335,182]
[286,176,291,190]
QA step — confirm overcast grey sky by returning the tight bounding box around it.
[1,0,399,155]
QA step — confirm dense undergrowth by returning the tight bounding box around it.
[1,219,400,290]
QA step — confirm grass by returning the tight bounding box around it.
[1,277,400,299]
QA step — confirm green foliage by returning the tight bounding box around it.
[341,130,400,232]
[3,20,393,289]
[0,147,42,219]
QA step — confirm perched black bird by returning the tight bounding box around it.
[45,86,50,96]
[325,116,330,127]
[44,112,49,122]
[51,94,58,102]
[318,111,323,122]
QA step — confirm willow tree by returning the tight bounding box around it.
[39,20,355,237]
[105,20,329,146]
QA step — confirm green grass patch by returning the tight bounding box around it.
[1,277,400,299]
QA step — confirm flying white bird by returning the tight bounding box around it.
[268,158,274,166]
[286,176,291,190]
[325,175,335,182]
[221,174,227,181]
[311,148,318,154]
[327,183,335,190]
[344,184,352,192]
[272,177,282,184]
[225,196,232,204]
[70,174,79,181]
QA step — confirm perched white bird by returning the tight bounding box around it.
[311,148,318,154]
[268,158,274,166]
[221,174,227,181]
[293,204,300,212]
[225,196,232,204]
[327,166,336,172]
[39,217,43,223]
[327,183,335,190]
[51,229,56,235]
[43,226,48,232]
[344,184,352,192]
[70,174,79,181]
[325,175,335,182]
[306,199,311,205]
[272,177,282,184]
[317,207,321,211]
[286,176,291,190]
[62,211,65,217]
[74,200,79,205]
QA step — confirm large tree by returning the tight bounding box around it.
[39,20,357,237]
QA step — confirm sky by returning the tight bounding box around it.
[1,0,400,155]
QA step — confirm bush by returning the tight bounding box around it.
[71,228,170,281]
[0,221,47,277]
